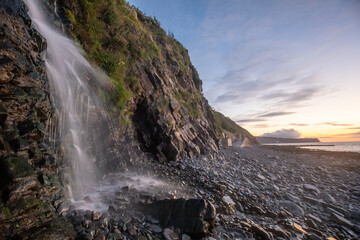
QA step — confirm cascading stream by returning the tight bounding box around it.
[23,0,185,213]
[23,0,114,201]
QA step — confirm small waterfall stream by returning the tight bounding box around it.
[24,0,114,201]
[23,0,186,213]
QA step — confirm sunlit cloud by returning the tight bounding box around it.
[258,111,295,118]
[320,131,360,138]
[236,119,266,123]
[318,122,354,127]
[289,123,310,126]
[260,128,301,138]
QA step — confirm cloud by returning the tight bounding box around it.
[289,123,310,126]
[318,122,354,127]
[260,128,301,138]
[327,131,360,138]
[236,119,266,123]
[258,111,295,118]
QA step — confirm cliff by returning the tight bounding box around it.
[55,0,255,161]
[212,110,257,144]
[0,0,254,238]
[0,1,76,238]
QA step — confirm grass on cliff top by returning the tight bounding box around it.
[212,110,257,142]
[65,0,203,124]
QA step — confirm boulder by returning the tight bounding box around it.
[145,198,216,238]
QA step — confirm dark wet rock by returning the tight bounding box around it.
[75,233,92,240]
[150,224,163,233]
[267,227,291,239]
[284,193,300,202]
[320,192,336,204]
[146,198,216,238]
[181,234,191,240]
[251,224,271,240]
[281,200,304,216]
[305,233,322,240]
[108,205,117,214]
[303,196,324,205]
[331,213,353,229]
[146,215,160,224]
[351,208,360,220]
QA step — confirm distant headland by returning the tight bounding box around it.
[256,137,320,144]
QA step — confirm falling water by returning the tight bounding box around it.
[24,0,114,200]
[23,0,188,212]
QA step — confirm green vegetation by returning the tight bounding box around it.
[174,91,202,119]
[2,206,12,218]
[65,0,205,125]
[212,109,257,142]
[4,156,34,178]
[155,98,169,114]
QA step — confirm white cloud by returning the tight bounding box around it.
[261,128,301,138]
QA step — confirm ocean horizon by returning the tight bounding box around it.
[262,141,360,153]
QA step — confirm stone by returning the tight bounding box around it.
[126,223,136,236]
[281,200,304,216]
[251,224,271,240]
[303,184,320,194]
[267,227,291,239]
[222,195,236,215]
[75,233,92,240]
[292,223,307,234]
[181,234,191,240]
[146,215,159,224]
[331,213,353,229]
[303,196,324,205]
[146,198,216,237]
[163,228,180,240]
[320,192,336,204]
[92,212,102,221]
[351,208,360,220]
[150,224,163,233]
[306,234,322,240]
[285,193,300,202]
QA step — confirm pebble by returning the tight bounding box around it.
[303,184,320,194]
[163,228,179,240]
[149,224,163,233]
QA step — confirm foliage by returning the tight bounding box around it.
[65,0,206,125]
[155,98,169,114]
[2,206,12,218]
[175,91,202,119]
[4,157,34,178]
[212,109,256,142]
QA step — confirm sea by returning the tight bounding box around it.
[262,141,360,153]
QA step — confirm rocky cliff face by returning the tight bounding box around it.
[0,2,76,238]
[54,0,220,162]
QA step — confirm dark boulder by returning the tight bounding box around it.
[145,198,216,238]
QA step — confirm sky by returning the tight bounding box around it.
[128,0,360,142]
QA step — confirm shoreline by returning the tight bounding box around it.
[261,144,360,160]
[149,144,360,239]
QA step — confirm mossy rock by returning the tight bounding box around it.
[2,156,34,178]
[17,120,45,136]
[1,206,12,219]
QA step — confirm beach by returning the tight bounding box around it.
[150,144,360,239]
[52,143,360,239]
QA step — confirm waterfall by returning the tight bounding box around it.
[23,0,114,200]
